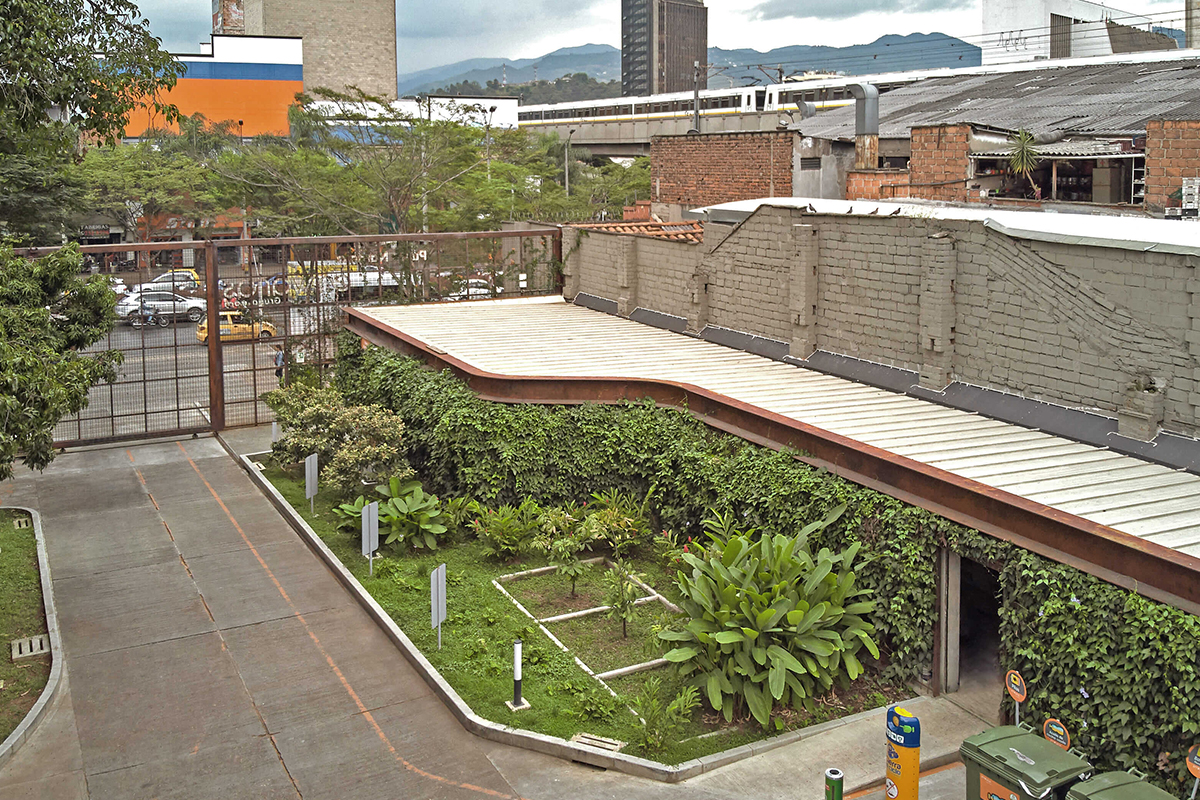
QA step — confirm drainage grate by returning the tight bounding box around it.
[11,635,50,661]
[12,516,31,530]
[571,733,625,752]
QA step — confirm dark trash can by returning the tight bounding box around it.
[961,725,1093,800]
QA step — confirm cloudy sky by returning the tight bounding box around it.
[139,0,1185,74]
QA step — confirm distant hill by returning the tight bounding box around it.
[708,33,982,88]
[398,44,620,96]
[401,33,983,99]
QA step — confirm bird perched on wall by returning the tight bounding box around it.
[890,208,902,216]
[806,204,817,214]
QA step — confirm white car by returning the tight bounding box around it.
[115,290,208,324]
[447,278,502,301]
[134,270,202,294]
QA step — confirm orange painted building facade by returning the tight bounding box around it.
[125,35,303,138]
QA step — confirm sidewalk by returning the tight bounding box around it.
[0,434,518,799]
[1,429,989,799]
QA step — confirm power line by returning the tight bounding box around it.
[707,10,1188,76]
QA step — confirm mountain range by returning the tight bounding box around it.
[397,33,984,96]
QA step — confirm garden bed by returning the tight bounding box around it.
[0,510,51,743]
[261,465,912,764]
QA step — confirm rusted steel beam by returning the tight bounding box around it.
[345,307,1200,617]
[14,229,563,257]
[205,241,226,432]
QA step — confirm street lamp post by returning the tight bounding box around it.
[486,105,497,182]
[565,128,576,197]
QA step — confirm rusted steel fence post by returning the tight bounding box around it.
[205,240,226,432]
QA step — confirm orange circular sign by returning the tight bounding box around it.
[1044,719,1070,750]
[1006,670,1028,703]
[1187,744,1200,779]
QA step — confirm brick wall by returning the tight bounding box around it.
[651,132,794,209]
[846,169,912,201]
[908,125,972,203]
[705,208,794,341]
[1144,119,1200,211]
[568,205,1200,437]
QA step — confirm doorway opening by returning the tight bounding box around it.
[953,557,1003,724]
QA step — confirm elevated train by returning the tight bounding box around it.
[515,73,925,127]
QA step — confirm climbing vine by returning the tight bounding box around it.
[335,332,1200,792]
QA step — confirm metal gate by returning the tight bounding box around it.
[17,230,562,447]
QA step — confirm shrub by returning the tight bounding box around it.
[628,677,700,755]
[469,498,542,560]
[660,505,878,729]
[376,477,447,552]
[263,383,409,496]
[336,342,1200,792]
[532,507,593,596]
[584,488,654,556]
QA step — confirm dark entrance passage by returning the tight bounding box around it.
[954,558,1003,724]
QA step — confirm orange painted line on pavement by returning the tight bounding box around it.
[176,441,528,800]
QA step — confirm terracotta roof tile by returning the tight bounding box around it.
[569,220,704,243]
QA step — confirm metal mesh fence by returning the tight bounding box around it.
[21,230,561,447]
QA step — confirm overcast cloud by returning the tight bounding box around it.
[136,0,1187,73]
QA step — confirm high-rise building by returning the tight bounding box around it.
[213,0,398,98]
[622,0,708,97]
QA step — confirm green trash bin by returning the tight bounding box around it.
[1066,772,1177,800]
[961,726,1093,800]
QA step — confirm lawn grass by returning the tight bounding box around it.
[547,603,673,674]
[263,467,912,764]
[503,566,615,619]
[0,509,51,743]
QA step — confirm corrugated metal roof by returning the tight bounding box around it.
[798,58,1200,140]
[355,296,1200,561]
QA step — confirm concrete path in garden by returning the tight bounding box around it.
[0,427,989,800]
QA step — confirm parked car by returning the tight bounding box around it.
[134,269,202,293]
[196,311,278,344]
[115,290,207,324]
[446,278,502,301]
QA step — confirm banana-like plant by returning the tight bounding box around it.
[659,504,878,729]
[375,477,447,551]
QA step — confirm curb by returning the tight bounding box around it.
[234,449,947,784]
[0,508,65,772]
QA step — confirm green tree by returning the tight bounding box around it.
[1,0,182,150]
[603,561,642,638]
[74,142,222,247]
[0,245,121,479]
[0,148,82,245]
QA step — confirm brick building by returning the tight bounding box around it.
[649,56,1200,217]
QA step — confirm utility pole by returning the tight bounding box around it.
[692,61,702,134]
[565,129,576,197]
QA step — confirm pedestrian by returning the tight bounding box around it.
[273,344,285,380]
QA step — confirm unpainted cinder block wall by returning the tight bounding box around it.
[565,206,1200,437]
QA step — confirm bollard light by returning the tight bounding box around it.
[506,639,530,711]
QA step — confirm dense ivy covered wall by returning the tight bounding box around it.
[336,333,1200,791]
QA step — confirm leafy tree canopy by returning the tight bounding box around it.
[0,245,120,479]
[1,0,183,151]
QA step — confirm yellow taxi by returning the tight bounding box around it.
[196,311,278,344]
